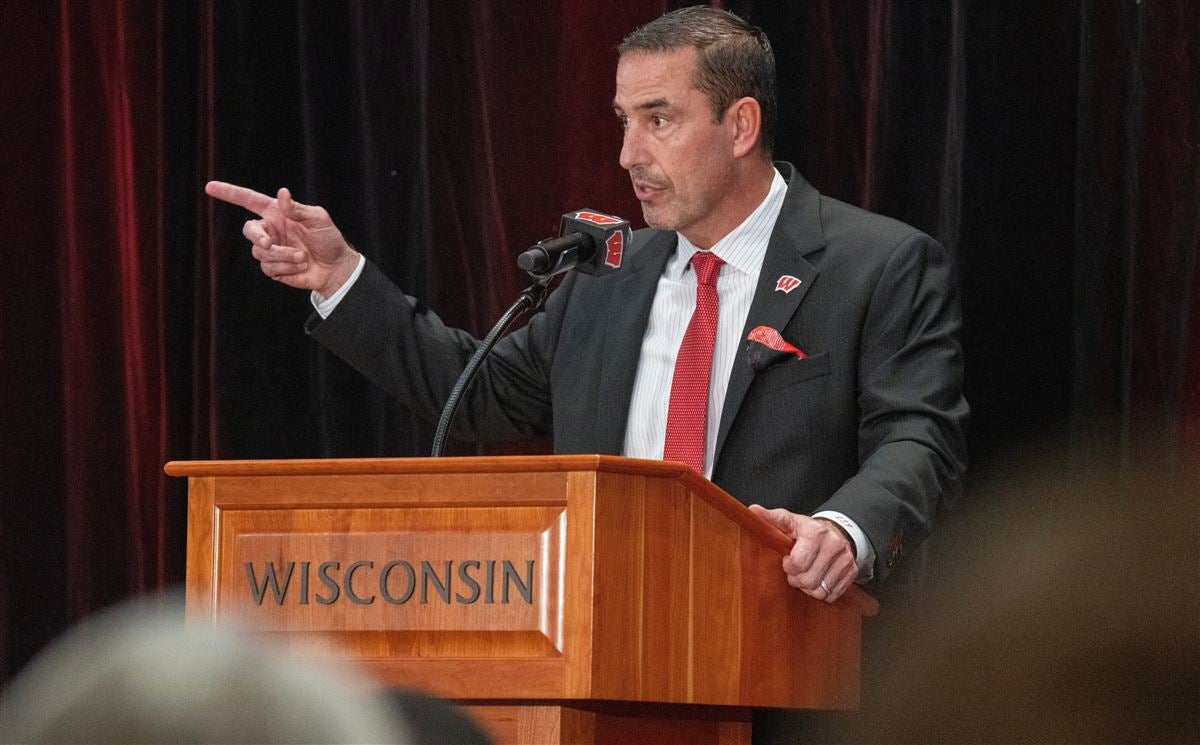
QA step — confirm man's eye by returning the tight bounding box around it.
[652,116,667,127]
[617,116,629,129]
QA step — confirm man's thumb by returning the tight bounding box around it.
[748,504,796,537]
[277,187,310,221]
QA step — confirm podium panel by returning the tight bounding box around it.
[168,456,877,743]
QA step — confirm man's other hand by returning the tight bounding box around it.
[205,182,359,298]
[748,505,857,603]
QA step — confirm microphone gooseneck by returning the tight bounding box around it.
[430,280,551,457]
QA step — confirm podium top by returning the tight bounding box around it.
[166,454,687,479]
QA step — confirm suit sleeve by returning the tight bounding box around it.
[305,260,571,441]
[817,233,969,581]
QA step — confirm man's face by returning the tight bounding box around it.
[614,47,738,246]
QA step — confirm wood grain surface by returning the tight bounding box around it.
[173,455,876,743]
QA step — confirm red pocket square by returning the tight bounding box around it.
[746,325,807,359]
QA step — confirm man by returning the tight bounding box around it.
[206,7,967,604]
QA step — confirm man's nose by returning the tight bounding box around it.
[619,126,645,171]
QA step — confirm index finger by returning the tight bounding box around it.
[205,180,275,215]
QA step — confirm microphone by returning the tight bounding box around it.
[517,210,632,278]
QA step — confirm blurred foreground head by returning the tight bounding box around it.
[0,599,411,744]
[862,444,1199,743]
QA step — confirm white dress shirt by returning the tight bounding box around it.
[313,169,874,580]
[620,169,873,581]
[621,170,786,475]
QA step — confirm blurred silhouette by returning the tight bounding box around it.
[853,441,1200,743]
[0,596,489,744]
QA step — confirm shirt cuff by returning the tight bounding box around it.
[812,510,876,584]
[310,253,367,318]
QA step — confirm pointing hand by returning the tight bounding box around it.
[205,181,359,298]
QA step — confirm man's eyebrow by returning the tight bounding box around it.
[636,98,671,111]
[612,98,672,113]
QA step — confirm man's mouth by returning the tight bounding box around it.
[632,180,667,201]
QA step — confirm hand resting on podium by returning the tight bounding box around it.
[749,505,858,603]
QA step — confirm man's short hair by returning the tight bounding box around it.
[619,6,777,158]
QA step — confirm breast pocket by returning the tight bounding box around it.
[750,351,832,394]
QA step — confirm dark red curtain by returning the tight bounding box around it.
[2,0,1197,692]
[2,0,180,673]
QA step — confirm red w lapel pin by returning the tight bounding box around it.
[775,274,802,293]
[746,326,807,359]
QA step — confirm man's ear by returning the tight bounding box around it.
[729,97,763,159]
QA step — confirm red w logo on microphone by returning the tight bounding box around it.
[575,211,621,226]
[604,232,624,268]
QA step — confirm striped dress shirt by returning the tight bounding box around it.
[621,169,787,474]
[621,169,873,581]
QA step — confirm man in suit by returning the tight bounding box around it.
[206,7,967,603]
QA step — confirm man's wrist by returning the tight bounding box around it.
[312,252,366,319]
[811,510,876,583]
[316,247,361,299]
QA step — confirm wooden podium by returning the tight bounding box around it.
[166,455,877,744]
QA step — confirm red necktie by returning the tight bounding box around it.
[663,251,724,473]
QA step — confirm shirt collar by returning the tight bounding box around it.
[670,168,788,278]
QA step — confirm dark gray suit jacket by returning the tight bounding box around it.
[308,163,968,583]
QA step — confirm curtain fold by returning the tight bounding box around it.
[1073,0,1200,463]
[56,0,172,613]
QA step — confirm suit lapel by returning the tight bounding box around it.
[590,230,676,454]
[713,165,828,464]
